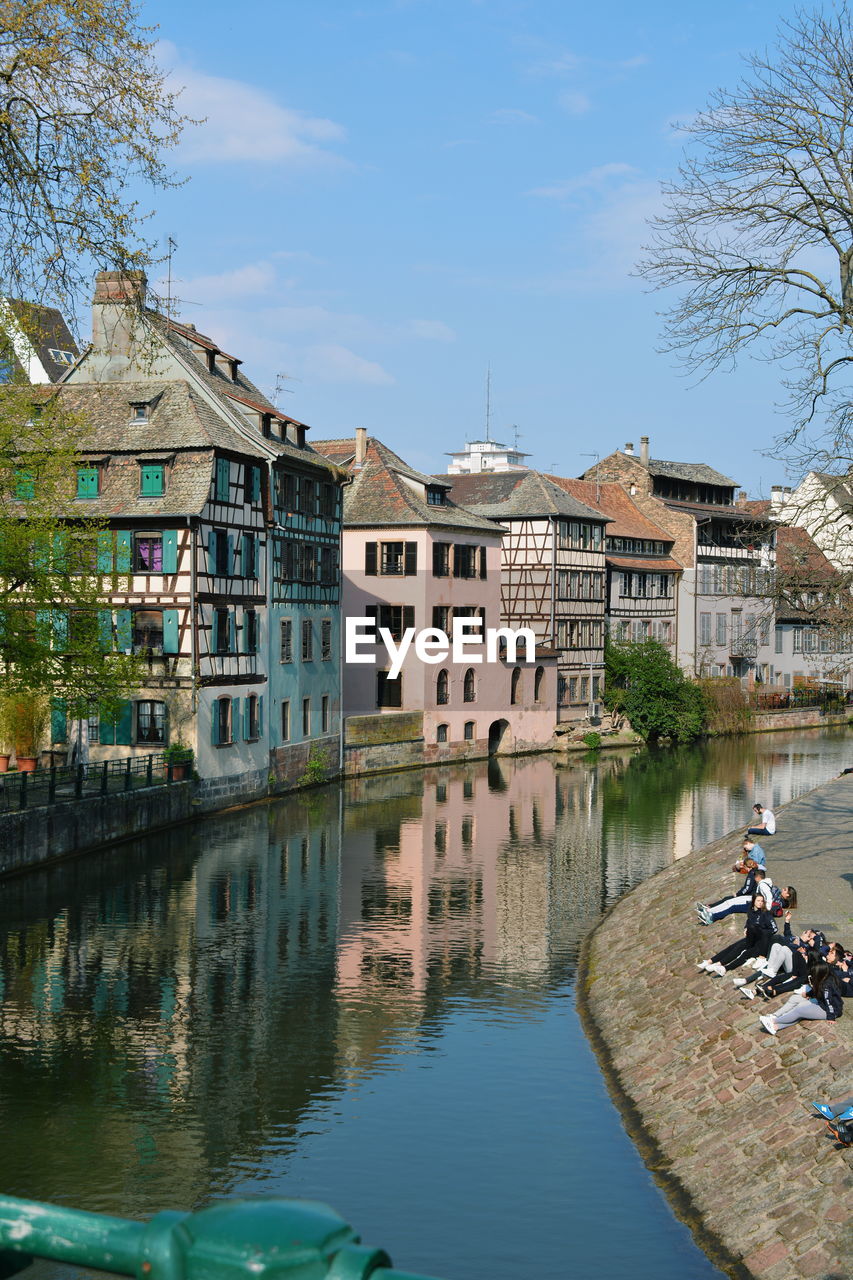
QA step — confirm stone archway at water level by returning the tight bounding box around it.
[488,719,512,754]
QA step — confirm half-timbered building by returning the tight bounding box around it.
[56,271,344,794]
[312,431,557,762]
[444,471,608,721]
[546,477,681,653]
[583,439,776,683]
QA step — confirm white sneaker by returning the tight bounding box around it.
[740,988,755,1000]
[711,963,727,976]
[732,976,747,986]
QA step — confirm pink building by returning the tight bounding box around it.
[313,432,557,767]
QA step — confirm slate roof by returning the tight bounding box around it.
[312,436,498,533]
[156,316,341,477]
[545,476,672,542]
[648,458,737,487]
[444,470,608,523]
[661,499,775,526]
[3,300,81,382]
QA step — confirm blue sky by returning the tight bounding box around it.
[137,0,807,491]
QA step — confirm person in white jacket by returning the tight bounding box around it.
[746,802,776,837]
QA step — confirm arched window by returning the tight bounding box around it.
[464,720,475,741]
[436,668,449,705]
[510,666,521,705]
[534,666,545,702]
[437,723,448,743]
[463,668,475,702]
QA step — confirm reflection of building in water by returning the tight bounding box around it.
[336,755,605,1010]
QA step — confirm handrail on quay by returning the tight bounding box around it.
[0,1194,440,1280]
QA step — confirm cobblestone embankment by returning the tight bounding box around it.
[580,772,853,1280]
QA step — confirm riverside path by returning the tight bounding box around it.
[581,770,853,1280]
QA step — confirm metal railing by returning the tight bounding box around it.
[0,1193,437,1280]
[748,688,851,713]
[0,752,182,813]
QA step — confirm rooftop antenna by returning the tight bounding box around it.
[273,372,297,403]
[511,424,522,449]
[581,452,601,503]
[165,237,178,317]
[485,364,492,442]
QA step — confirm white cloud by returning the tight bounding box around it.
[300,344,395,386]
[528,163,637,201]
[408,319,455,342]
[160,44,346,166]
[171,262,278,305]
[489,108,539,126]
[557,90,591,116]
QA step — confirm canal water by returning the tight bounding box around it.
[0,727,850,1280]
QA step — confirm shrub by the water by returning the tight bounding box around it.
[604,639,707,744]
[697,677,752,735]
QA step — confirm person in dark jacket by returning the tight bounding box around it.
[697,896,778,975]
[759,960,844,1035]
[750,922,826,1000]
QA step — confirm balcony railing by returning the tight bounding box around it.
[730,636,758,660]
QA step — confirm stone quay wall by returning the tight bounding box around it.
[580,776,853,1280]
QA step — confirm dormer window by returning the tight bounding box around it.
[48,348,75,365]
[426,486,447,506]
[131,403,149,422]
[140,463,164,497]
[77,464,100,498]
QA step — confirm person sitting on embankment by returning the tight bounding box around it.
[758,960,844,1035]
[746,802,776,838]
[697,895,778,976]
[697,868,795,925]
[736,919,824,1001]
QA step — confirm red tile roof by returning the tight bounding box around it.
[546,476,674,542]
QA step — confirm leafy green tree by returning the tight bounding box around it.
[0,385,140,721]
[604,639,707,744]
[0,0,187,314]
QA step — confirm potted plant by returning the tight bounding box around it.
[163,740,194,781]
[1,693,49,772]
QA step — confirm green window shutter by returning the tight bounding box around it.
[162,609,179,654]
[97,610,113,652]
[99,710,115,746]
[52,531,68,572]
[404,542,417,575]
[115,701,133,746]
[258,695,264,736]
[211,702,220,747]
[50,699,67,744]
[242,697,250,741]
[96,531,114,572]
[228,534,237,576]
[77,466,98,498]
[14,469,34,500]
[211,458,225,501]
[250,466,261,503]
[140,465,164,496]
[208,530,217,573]
[480,546,487,579]
[115,609,132,651]
[52,610,69,650]
[211,609,220,654]
[162,530,178,574]
[116,530,132,572]
[228,612,236,653]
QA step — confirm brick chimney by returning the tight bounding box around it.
[91,271,148,371]
[355,427,367,467]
